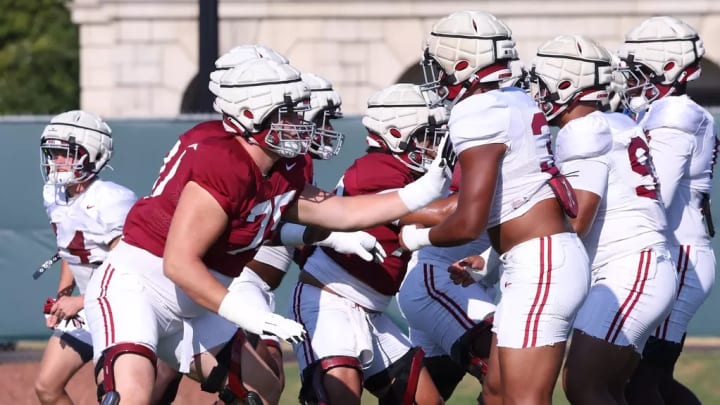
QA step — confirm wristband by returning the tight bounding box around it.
[397,182,436,212]
[402,226,432,251]
[279,223,308,246]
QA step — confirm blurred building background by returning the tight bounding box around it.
[70,0,720,117]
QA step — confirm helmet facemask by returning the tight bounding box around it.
[41,140,93,186]
[308,106,344,160]
[259,98,316,158]
[408,123,449,173]
[39,110,113,187]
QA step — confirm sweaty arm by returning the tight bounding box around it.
[399,193,458,227]
[427,144,505,246]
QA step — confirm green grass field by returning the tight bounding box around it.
[276,350,720,404]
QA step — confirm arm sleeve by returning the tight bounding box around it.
[647,128,693,209]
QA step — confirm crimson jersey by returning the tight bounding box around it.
[123,120,308,277]
[321,153,417,295]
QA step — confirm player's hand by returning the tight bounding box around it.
[218,292,307,344]
[397,136,452,212]
[260,312,307,344]
[448,255,487,287]
[317,231,387,263]
[399,224,431,252]
[50,296,84,321]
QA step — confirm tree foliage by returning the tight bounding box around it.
[0,0,79,114]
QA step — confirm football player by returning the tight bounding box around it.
[618,17,718,405]
[397,165,498,402]
[399,11,591,405]
[36,111,181,405]
[290,83,447,405]
[83,57,451,405]
[530,35,677,404]
[227,69,345,399]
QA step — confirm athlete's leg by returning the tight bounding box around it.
[495,234,590,405]
[35,334,89,405]
[563,330,639,405]
[481,334,501,405]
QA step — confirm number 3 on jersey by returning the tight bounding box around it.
[628,135,659,199]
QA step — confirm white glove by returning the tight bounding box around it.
[316,231,387,263]
[218,292,306,344]
[399,225,432,252]
[397,135,452,212]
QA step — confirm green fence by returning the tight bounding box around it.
[1,115,718,340]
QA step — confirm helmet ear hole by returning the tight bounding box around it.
[558,80,572,90]
[389,128,402,138]
[243,110,254,119]
[663,61,676,72]
[455,61,469,71]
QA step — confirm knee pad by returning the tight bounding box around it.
[364,347,425,405]
[201,329,260,404]
[299,356,362,405]
[95,343,157,403]
[450,316,494,374]
[642,334,684,369]
[424,355,466,401]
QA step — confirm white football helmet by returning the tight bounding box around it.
[40,110,113,186]
[214,44,289,70]
[302,72,344,160]
[530,35,612,122]
[362,83,449,173]
[209,58,315,158]
[421,11,518,105]
[618,16,704,111]
[500,60,530,91]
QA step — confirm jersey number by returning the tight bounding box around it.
[226,191,297,254]
[628,135,659,199]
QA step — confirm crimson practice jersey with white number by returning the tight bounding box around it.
[449,86,555,226]
[302,152,416,311]
[44,180,137,293]
[557,111,667,266]
[122,120,309,277]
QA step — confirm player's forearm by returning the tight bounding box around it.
[430,211,486,247]
[300,192,410,231]
[164,256,227,313]
[57,260,75,297]
[400,194,457,227]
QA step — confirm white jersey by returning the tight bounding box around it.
[557,111,667,266]
[449,87,555,227]
[640,95,718,246]
[43,179,137,293]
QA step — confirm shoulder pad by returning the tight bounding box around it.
[643,96,709,135]
[449,92,511,154]
[555,113,612,163]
